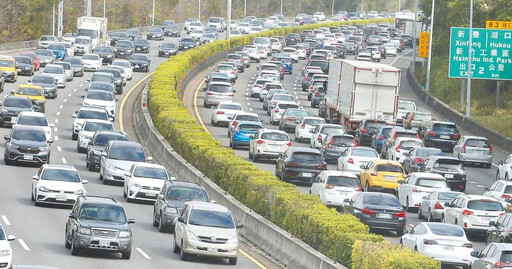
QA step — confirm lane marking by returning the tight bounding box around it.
[59,105,63,109]
[79,84,83,87]
[1,215,11,225]
[63,99,67,103]
[54,136,59,141]
[68,93,72,97]
[57,146,62,152]
[73,89,78,92]
[54,127,58,132]
[54,119,58,124]
[476,184,485,188]
[136,247,152,260]
[18,239,30,251]
[193,79,209,132]
[240,249,267,269]
[56,111,60,116]
[390,49,413,66]
[61,158,67,164]
[119,72,154,132]
[249,108,253,111]
[469,181,476,184]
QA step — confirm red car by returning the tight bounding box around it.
[19,52,40,71]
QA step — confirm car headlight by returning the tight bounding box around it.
[40,145,50,151]
[84,134,92,139]
[0,249,11,257]
[1,108,8,114]
[7,142,17,150]
[118,231,132,238]
[75,189,85,195]
[164,207,178,214]
[38,186,49,192]
[133,183,142,188]
[78,227,92,235]
[226,235,238,244]
[186,232,199,241]
[25,66,31,70]
[105,163,117,170]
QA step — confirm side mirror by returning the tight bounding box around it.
[397,180,403,184]
[157,194,164,200]
[236,222,244,228]
[32,175,38,180]
[86,79,91,82]
[100,152,107,157]
[499,160,504,165]
[147,156,153,161]
[484,187,489,191]
[68,212,78,219]
[4,135,10,141]
[128,219,136,224]
[402,229,409,234]
[7,235,16,241]
[359,164,365,169]
[444,202,451,207]
[72,113,77,118]
[422,196,427,200]
[343,198,350,203]
[82,180,88,184]
[81,95,85,99]
[506,198,512,203]
[47,139,54,143]
[470,251,479,258]
[10,90,15,94]
[177,216,185,223]
[489,221,496,227]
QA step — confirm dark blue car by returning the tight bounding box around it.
[371,125,393,153]
[229,121,262,149]
[274,54,293,74]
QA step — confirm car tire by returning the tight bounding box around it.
[506,174,509,181]
[173,237,180,254]
[248,150,253,160]
[70,236,80,256]
[180,241,189,261]
[158,216,167,233]
[396,229,404,236]
[364,181,370,192]
[427,210,435,222]
[405,197,411,212]
[485,163,492,169]
[418,205,423,219]
[122,251,131,260]
[88,161,95,171]
[65,232,71,249]
[229,257,238,265]
[72,133,78,140]
[123,189,127,198]
[441,214,446,223]
[31,190,35,201]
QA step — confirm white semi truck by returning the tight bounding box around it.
[77,16,108,50]
[323,60,401,133]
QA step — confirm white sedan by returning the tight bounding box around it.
[112,59,134,81]
[310,170,361,208]
[387,137,424,163]
[282,47,299,62]
[496,154,512,180]
[397,172,451,212]
[77,119,114,153]
[210,102,243,126]
[249,129,290,162]
[13,111,54,140]
[295,116,325,142]
[0,224,15,269]
[81,53,102,71]
[383,43,398,56]
[31,164,87,206]
[401,222,474,267]
[124,163,169,202]
[82,90,117,119]
[337,147,379,175]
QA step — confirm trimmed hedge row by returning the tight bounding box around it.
[147,18,437,268]
[351,240,440,269]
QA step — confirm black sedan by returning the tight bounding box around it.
[164,25,181,37]
[30,75,58,98]
[126,29,141,40]
[128,54,151,72]
[158,43,178,57]
[354,119,387,146]
[179,38,196,51]
[14,56,34,76]
[133,39,150,54]
[93,46,115,64]
[275,147,327,183]
[343,192,406,236]
[109,31,128,46]
[4,125,52,165]
[147,27,164,40]
[344,41,358,55]
[0,96,33,127]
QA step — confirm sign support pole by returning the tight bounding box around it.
[496,81,501,108]
[412,0,418,73]
[460,79,465,111]
[425,0,435,92]
[466,0,473,117]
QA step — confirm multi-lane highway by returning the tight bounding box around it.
[0,31,274,268]
[187,46,510,251]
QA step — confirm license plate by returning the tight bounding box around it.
[165,52,169,55]
[99,240,111,247]
[481,217,491,222]
[445,174,454,179]
[136,48,141,50]
[120,52,124,55]
[207,247,218,252]
[302,173,313,177]
[135,65,139,68]
[377,213,392,219]
[145,192,157,197]
[56,195,67,201]
[440,135,450,139]
[384,176,396,181]
[443,246,455,251]
[478,150,488,155]
[152,35,156,38]
[337,190,348,195]
[23,155,33,160]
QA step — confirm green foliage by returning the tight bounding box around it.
[146,18,439,268]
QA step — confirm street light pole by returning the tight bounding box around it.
[331,0,335,16]
[398,0,401,12]
[152,0,156,26]
[198,0,201,21]
[280,0,283,15]
[466,0,473,117]
[425,0,435,92]
[58,0,64,38]
[412,0,418,73]
[103,0,106,18]
[52,4,55,36]
[244,0,247,18]
[86,0,91,16]
[226,0,232,41]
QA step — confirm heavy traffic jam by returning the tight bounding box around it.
[0,9,509,269]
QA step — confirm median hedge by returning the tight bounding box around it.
[147,18,439,268]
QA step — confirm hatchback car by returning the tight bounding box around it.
[453,136,493,168]
[294,117,325,142]
[278,108,310,132]
[203,82,234,108]
[210,102,243,126]
[397,172,450,212]
[153,180,209,233]
[402,111,432,130]
[32,164,87,206]
[4,125,52,165]
[402,147,444,174]
[487,213,512,243]
[230,121,262,149]
[124,163,168,202]
[320,134,357,163]
[355,119,388,146]
[418,190,462,222]
[483,180,512,208]
[100,141,152,185]
[275,147,327,183]
[444,195,504,235]
[65,195,135,259]
[419,121,460,151]
[310,170,360,209]
[249,129,290,162]
[360,159,404,192]
[370,125,393,153]
[310,124,346,149]
[471,243,512,269]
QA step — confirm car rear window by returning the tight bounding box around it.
[416,178,448,188]
[399,140,423,149]
[504,186,512,194]
[416,148,444,157]
[363,194,400,207]
[438,192,460,201]
[219,104,242,110]
[321,126,343,135]
[327,176,359,187]
[413,113,431,121]
[278,103,299,109]
[433,123,458,133]
[209,84,231,93]
[292,152,322,162]
[467,200,503,211]
[239,124,261,131]
[287,110,309,117]
[274,95,294,101]
[435,159,463,169]
[427,223,464,237]
[376,164,403,173]
[332,136,354,146]
[304,118,324,126]
[261,132,288,141]
[235,115,258,122]
[500,252,512,263]
[465,139,491,148]
[364,121,386,131]
[351,148,378,157]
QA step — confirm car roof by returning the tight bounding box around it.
[42,164,78,171]
[18,111,46,117]
[321,170,358,178]
[132,162,166,169]
[237,121,262,126]
[289,147,321,154]
[83,119,113,124]
[78,106,108,112]
[169,180,205,189]
[409,172,445,179]
[461,135,489,141]
[80,195,120,206]
[109,140,142,147]
[372,159,402,166]
[188,201,230,213]
[491,243,512,251]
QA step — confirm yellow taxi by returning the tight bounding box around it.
[360,159,405,192]
[12,84,45,112]
[0,55,17,82]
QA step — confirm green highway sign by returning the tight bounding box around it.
[449,27,512,80]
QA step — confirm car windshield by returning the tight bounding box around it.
[413,113,431,121]
[112,32,126,38]
[91,83,114,92]
[79,204,127,224]
[364,194,400,207]
[55,63,70,70]
[235,115,258,122]
[417,178,448,188]
[109,145,145,161]
[4,98,32,108]
[12,128,46,142]
[433,124,458,133]
[36,50,53,56]
[376,164,403,173]
[416,148,444,157]
[82,55,99,60]
[134,40,149,46]
[208,84,231,93]
[15,57,31,64]
[218,104,242,110]
[274,95,294,101]
[95,47,112,53]
[400,140,423,149]
[365,121,386,132]
[167,187,208,201]
[399,102,415,110]
[278,103,298,110]
[116,41,132,48]
[17,115,47,126]
[467,200,503,211]
[127,29,140,35]
[292,152,322,162]
[87,91,113,101]
[93,134,127,146]
[130,55,147,61]
[287,110,309,117]
[77,110,108,120]
[239,124,261,132]
[75,38,90,44]
[40,36,56,41]
[162,43,177,49]
[48,44,65,50]
[189,209,234,229]
[438,192,460,201]
[133,166,167,179]
[112,61,130,68]
[321,126,343,135]
[0,60,13,67]
[465,139,491,148]
[83,121,113,132]
[327,176,359,187]
[427,223,464,237]
[304,118,325,126]
[181,38,195,43]
[41,169,80,182]
[309,60,328,70]
[44,66,63,74]
[261,132,288,141]
[16,87,41,96]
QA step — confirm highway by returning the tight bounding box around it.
[187,46,510,251]
[0,31,273,268]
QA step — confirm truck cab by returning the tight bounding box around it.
[77,16,108,50]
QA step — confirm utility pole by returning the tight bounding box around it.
[460,79,465,111]
[86,0,92,16]
[103,0,106,18]
[280,0,283,15]
[52,4,55,36]
[398,0,401,12]
[412,0,418,73]
[425,0,435,92]
[244,0,247,18]
[58,0,64,38]
[331,0,335,16]
[226,0,232,41]
[466,0,473,117]
[152,0,156,26]
[198,0,201,21]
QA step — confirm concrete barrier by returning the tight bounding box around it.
[407,63,512,153]
[133,78,345,269]
[0,40,38,54]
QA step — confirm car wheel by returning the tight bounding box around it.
[497,170,501,180]
[70,236,80,256]
[123,189,127,198]
[248,150,253,160]
[31,190,35,201]
[180,240,189,261]
[485,163,492,169]
[427,210,434,222]
[88,161,95,171]
[158,216,167,233]
[229,257,238,265]
[72,133,78,140]
[173,236,180,253]
[65,231,71,249]
[396,229,404,236]
[506,174,509,181]
[364,181,370,192]
[418,205,423,219]
[405,197,410,212]
[253,154,259,163]
[441,214,446,223]
[122,251,131,260]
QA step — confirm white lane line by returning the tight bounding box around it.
[245,97,249,100]
[68,93,72,97]
[18,239,30,251]
[61,157,67,164]
[74,88,78,92]
[247,103,251,106]
[54,127,58,132]
[54,119,58,124]
[54,136,59,141]
[469,181,476,184]
[59,105,63,109]
[136,247,152,260]
[63,99,67,103]
[57,146,62,152]
[390,49,413,66]
[1,215,11,225]
[475,184,485,188]
[79,84,83,87]
[56,111,60,116]
[249,108,253,111]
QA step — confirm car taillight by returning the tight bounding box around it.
[377,135,384,140]
[305,75,309,80]
[423,239,437,245]
[453,133,460,139]
[356,186,362,191]
[325,183,334,189]
[361,208,375,215]
[315,91,321,96]
[274,108,279,113]
[286,141,292,147]
[216,111,225,114]
[428,131,436,137]
[301,123,306,128]
[434,202,444,209]
[227,94,234,97]
[361,127,367,133]
[411,187,419,192]
[317,135,323,142]
[347,158,354,164]
[462,209,473,215]
[317,163,327,169]
[256,139,265,144]
[494,262,512,268]
[286,118,295,122]
[490,147,494,153]
[231,121,238,126]
[502,194,512,199]
[207,92,215,95]
[286,161,299,167]
[395,211,406,218]
[413,158,424,163]
[326,141,333,149]
[354,140,359,147]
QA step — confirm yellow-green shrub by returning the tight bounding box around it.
[351,240,440,269]
[146,19,436,268]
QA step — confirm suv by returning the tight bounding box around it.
[275,147,327,183]
[354,119,387,147]
[471,243,512,268]
[0,96,33,127]
[153,180,209,233]
[64,195,135,259]
[100,141,152,185]
[173,201,243,264]
[402,111,432,130]
[453,136,493,168]
[422,156,466,192]
[4,125,52,166]
[86,130,129,171]
[419,121,460,151]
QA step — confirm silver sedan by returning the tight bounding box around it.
[418,190,462,222]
